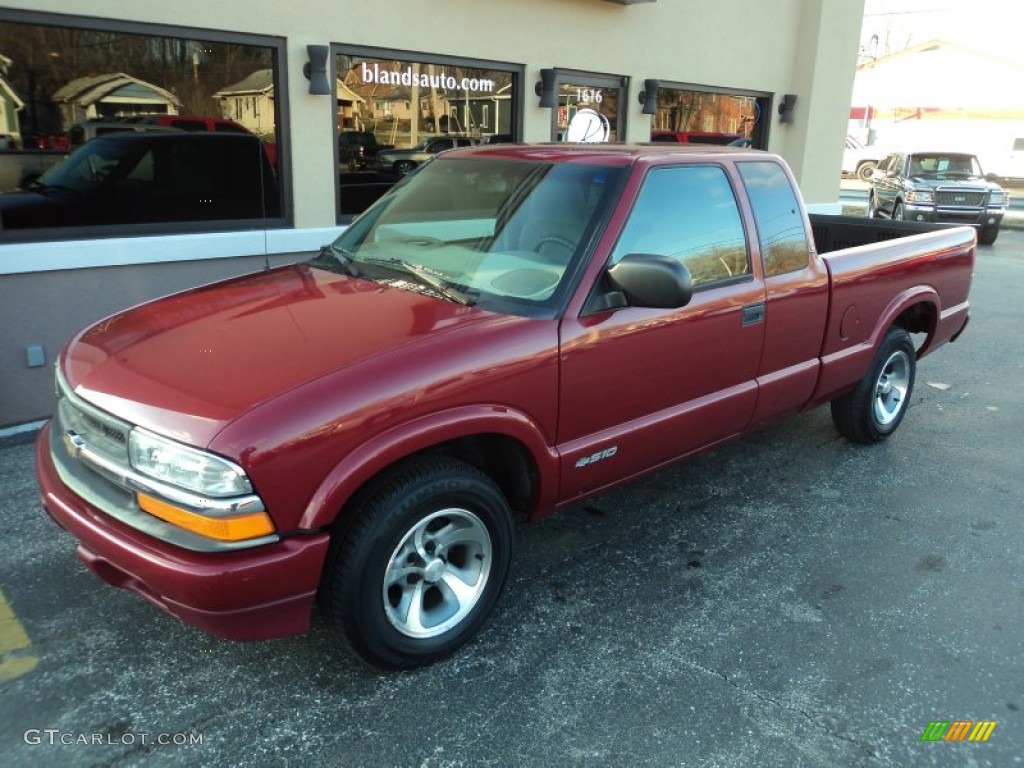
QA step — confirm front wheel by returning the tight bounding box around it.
[977,225,999,245]
[893,201,905,221]
[831,326,916,444]
[394,160,416,177]
[320,457,513,669]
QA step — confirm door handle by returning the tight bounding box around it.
[742,301,765,326]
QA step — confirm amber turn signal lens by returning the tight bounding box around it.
[137,493,275,541]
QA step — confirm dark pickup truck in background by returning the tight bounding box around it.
[37,144,975,670]
[868,150,1007,244]
[0,132,279,233]
[337,130,394,171]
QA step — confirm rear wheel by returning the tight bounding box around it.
[831,326,916,444]
[320,457,513,669]
[856,161,877,182]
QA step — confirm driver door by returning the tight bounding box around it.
[557,163,765,500]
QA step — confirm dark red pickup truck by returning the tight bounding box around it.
[36,144,975,668]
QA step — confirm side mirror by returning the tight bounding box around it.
[607,253,693,309]
[985,173,1001,183]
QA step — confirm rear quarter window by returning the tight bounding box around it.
[736,161,810,277]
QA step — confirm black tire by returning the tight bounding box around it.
[831,326,916,444]
[320,457,513,669]
[893,201,905,221]
[977,225,999,245]
[856,161,877,182]
[394,160,415,177]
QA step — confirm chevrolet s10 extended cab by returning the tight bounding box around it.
[36,145,975,668]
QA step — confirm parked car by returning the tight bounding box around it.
[337,131,394,171]
[842,135,889,182]
[38,144,975,669]
[0,132,279,231]
[650,130,742,145]
[136,114,250,134]
[67,119,178,147]
[868,150,1007,244]
[78,114,278,165]
[0,148,68,192]
[371,135,478,176]
[136,114,278,166]
[986,137,1024,184]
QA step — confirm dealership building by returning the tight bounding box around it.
[0,0,864,428]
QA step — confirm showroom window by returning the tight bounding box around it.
[650,84,769,149]
[334,47,522,218]
[546,70,626,143]
[0,12,285,242]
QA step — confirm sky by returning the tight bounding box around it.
[859,0,1024,64]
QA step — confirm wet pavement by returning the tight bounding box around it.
[1,232,1022,767]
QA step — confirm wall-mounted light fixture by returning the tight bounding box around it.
[535,68,557,108]
[303,44,331,96]
[638,79,659,115]
[778,93,797,124]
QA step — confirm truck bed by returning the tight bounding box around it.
[808,213,975,405]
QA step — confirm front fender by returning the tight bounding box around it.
[296,405,560,530]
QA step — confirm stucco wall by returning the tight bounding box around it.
[0,0,865,427]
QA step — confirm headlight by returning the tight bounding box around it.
[906,189,934,203]
[989,190,1005,205]
[129,428,252,497]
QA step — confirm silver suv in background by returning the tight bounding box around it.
[371,136,478,177]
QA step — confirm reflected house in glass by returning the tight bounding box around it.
[213,69,275,137]
[52,72,181,126]
[0,55,25,145]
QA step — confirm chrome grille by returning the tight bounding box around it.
[56,381,131,466]
[936,190,986,207]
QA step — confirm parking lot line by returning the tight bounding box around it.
[0,587,39,682]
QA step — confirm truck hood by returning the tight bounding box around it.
[907,175,998,191]
[62,264,498,446]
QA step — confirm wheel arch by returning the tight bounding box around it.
[298,406,559,531]
[872,288,939,355]
[812,288,939,407]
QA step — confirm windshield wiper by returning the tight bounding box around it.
[311,244,361,278]
[361,257,475,306]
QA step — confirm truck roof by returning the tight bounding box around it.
[446,142,766,165]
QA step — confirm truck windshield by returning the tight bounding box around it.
[321,157,626,317]
[35,138,146,193]
[908,153,983,178]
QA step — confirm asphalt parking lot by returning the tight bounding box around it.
[1,231,1022,768]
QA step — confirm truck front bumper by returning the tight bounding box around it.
[901,203,1005,229]
[36,423,330,641]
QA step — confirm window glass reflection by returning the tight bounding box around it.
[335,52,518,216]
[612,165,750,286]
[737,161,809,277]
[0,18,281,236]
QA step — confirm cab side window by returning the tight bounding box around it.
[737,161,810,277]
[610,165,749,286]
